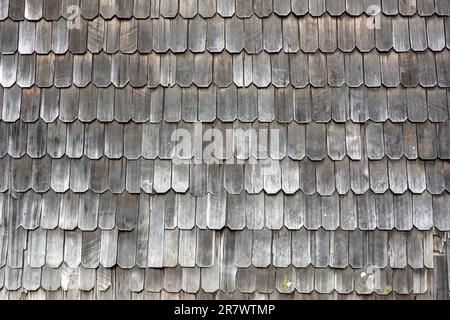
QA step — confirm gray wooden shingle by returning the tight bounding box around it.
[64,229,82,269]
[252,229,272,268]
[59,192,79,231]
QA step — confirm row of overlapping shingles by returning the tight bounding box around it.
[2,154,450,196]
[1,119,449,157]
[0,210,437,270]
[1,14,450,54]
[1,189,450,231]
[1,51,450,88]
[2,86,450,122]
[0,0,449,20]
[0,265,437,298]
[0,262,439,297]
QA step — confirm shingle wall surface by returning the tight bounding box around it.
[0,0,449,300]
